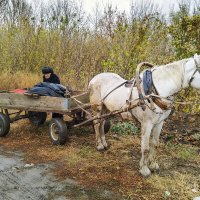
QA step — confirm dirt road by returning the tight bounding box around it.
[0,147,123,200]
[0,112,199,199]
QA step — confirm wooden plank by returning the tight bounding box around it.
[0,93,69,114]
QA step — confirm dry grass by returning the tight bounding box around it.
[0,72,41,90]
[0,71,41,90]
[0,71,86,90]
[148,172,200,200]
[0,118,199,200]
[146,142,200,200]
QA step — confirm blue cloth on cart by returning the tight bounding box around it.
[28,82,66,97]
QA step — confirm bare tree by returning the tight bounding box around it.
[1,0,32,26]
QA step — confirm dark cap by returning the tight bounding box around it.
[42,66,53,74]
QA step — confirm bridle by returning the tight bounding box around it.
[188,56,200,86]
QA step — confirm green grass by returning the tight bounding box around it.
[166,143,197,162]
[111,121,138,136]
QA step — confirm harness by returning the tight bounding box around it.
[137,56,200,112]
[134,62,170,112]
[101,55,200,115]
[101,62,155,116]
[102,81,127,102]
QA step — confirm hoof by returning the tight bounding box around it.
[139,166,151,177]
[96,144,105,151]
[103,145,108,150]
[149,162,159,171]
[102,141,108,149]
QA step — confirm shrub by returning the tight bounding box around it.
[111,121,138,136]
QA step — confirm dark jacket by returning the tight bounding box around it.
[28,82,66,97]
[43,73,60,84]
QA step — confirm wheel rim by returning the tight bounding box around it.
[50,123,60,141]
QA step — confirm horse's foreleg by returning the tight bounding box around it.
[139,121,153,177]
[148,121,163,171]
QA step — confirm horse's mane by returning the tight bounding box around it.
[158,58,189,70]
[150,58,191,80]
[150,57,193,96]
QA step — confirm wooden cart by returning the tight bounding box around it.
[0,91,110,145]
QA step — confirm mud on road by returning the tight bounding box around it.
[0,148,123,200]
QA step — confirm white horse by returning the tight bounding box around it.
[88,54,200,177]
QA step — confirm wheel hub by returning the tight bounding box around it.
[50,123,59,141]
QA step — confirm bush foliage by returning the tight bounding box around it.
[0,0,199,111]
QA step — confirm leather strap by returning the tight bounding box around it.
[102,81,127,102]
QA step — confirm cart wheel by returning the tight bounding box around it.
[0,113,10,137]
[49,118,68,145]
[28,111,47,126]
[104,119,111,134]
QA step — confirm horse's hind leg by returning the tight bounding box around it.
[139,121,153,177]
[99,106,108,149]
[99,120,108,149]
[93,105,105,151]
[94,120,104,151]
[148,121,163,171]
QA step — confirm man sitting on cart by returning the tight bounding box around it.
[42,66,60,84]
[42,66,63,118]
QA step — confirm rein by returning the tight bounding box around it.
[102,81,127,102]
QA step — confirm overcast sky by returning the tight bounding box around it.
[81,0,179,15]
[30,0,180,16]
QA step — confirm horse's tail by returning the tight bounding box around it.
[87,75,103,107]
[88,79,93,93]
[88,74,100,93]
[88,77,96,99]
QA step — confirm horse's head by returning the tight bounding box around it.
[185,53,200,90]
